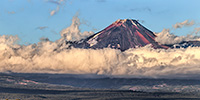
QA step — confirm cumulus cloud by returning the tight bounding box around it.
[155,29,200,45]
[155,20,200,45]
[0,35,19,45]
[59,13,94,41]
[173,20,195,29]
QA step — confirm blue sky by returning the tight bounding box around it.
[0,0,200,44]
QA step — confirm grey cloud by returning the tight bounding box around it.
[40,37,50,42]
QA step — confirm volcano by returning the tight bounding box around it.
[71,19,168,51]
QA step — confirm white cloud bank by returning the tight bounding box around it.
[1,17,200,78]
[1,39,200,78]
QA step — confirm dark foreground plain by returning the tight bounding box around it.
[1,88,200,100]
[1,73,200,100]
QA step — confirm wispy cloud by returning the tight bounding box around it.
[47,0,66,16]
[193,27,200,34]
[138,20,145,24]
[47,0,66,5]
[36,26,48,31]
[50,6,60,16]
[173,20,195,29]
[27,0,31,3]
[48,0,60,5]
[8,11,16,14]
[130,7,151,12]
[96,0,106,2]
